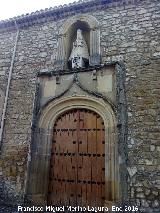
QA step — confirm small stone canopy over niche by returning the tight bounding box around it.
[55,14,100,70]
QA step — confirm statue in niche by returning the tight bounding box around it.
[69,29,89,69]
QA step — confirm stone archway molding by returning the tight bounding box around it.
[26,95,120,205]
[59,14,99,34]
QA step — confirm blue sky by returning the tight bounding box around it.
[0,0,77,21]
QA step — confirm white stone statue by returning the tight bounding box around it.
[69,29,89,69]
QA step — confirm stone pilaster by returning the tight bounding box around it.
[89,28,101,66]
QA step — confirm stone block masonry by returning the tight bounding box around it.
[0,0,159,212]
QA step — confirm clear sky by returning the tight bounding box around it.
[0,0,78,21]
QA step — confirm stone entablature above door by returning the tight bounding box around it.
[38,66,116,110]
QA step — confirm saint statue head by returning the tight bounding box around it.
[77,29,83,42]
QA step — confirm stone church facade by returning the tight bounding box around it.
[0,0,159,212]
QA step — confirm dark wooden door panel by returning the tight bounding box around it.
[48,109,105,207]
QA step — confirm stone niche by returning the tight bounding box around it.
[55,14,101,70]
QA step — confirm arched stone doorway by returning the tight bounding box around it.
[47,108,105,207]
[26,96,120,205]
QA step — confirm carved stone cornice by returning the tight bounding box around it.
[37,62,116,77]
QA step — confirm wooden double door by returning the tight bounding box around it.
[48,109,105,207]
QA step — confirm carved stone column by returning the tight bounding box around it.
[89,28,101,66]
[55,34,65,70]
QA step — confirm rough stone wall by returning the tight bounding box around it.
[95,2,160,212]
[0,22,60,205]
[0,0,159,212]
[0,25,52,203]
[0,29,17,203]
[0,30,16,121]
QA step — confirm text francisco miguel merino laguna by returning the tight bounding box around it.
[17,205,129,212]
